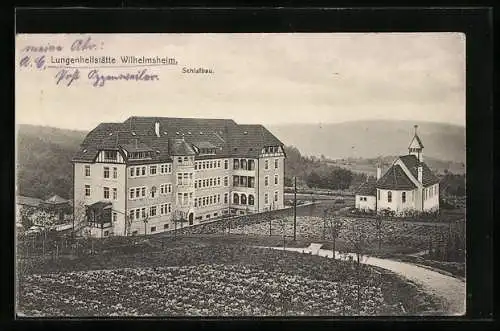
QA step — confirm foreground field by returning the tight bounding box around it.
[17,241,442,316]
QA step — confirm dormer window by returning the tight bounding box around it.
[129,151,152,160]
[104,150,118,161]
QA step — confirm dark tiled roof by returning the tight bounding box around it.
[355,178,377,196]
[17,196,42,208]
[170,139,196,156]
[399,155,440,187]
[44,195,69,205]
[87,201,112,210]
[375,164,417,190]
[73,117,283,163]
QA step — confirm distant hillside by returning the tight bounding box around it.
[268,120,466,164]
[16,124,86,199]
[327,155,465,176]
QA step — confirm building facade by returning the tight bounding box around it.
[355,125,440,216]
[72,117,286,237]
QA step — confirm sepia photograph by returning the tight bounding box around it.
[15,33,466,317]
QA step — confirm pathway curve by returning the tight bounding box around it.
[257,244,465,315]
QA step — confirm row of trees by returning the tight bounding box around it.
[284,145,365,190]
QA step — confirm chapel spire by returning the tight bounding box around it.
[408,124,424,162]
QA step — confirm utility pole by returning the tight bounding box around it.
[293,176,297,241]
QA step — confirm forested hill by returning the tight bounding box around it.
[16,124,86,199]
[268,120,466,164]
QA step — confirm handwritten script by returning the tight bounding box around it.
[17,36,191,87]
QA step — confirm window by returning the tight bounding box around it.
[150,206,157,217]
[194,198,198,207]
[248,160,255,171]
[85,165,91,177]
[184,156,188,162]
[224,176,228,186]
[141,208,146,219]
[103,187,110,199]
[112,212,117,223]
[274,175,278,185]
[178,193,182,205]
[103,167,110,179]
[217,160,221,168]
[249,195,255,206]
[150,165,157,175]
[233,176,239,187]
[135,188,140,198]
[377,190,380,201]
[265,176,269,186]
[402,192,406,203]
[224,193,228,204]
[151,186,156,198]
[265,160,269,170]
[241,159,247,170]
[164,224,169,229]
[217,194,220,203]
[210,178,213,186]
[274,191,278,202]
[141,187,146,197]
[141,167,146,176]
[275,159,279,169]
[387,191,392,203]
[135,210,140,219]
[217,177,221,186]
[233,193,239,204]
[264,193,269,204]
[233,159,239,170]
[241,194,247,205]
[167,184,172,193]
[248,177,255,188]
[130,167,134,177]
[224,160,228,169]
[85,185,91,196]
[135,167,140,176]
[151,226,156,232]
[129,188,134,199]
[194,163,198,170]
[104,231,109,237]
[112,188,117,200]
[113,167,117,179]
[209,196,213,204]
[129,210,134,221]
[104,150,117,160]
[177,173,182,185]
[178,157,182,163]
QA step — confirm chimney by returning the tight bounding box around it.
[418,164,423,183]
[154,121,160,137]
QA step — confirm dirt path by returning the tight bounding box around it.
[259,244,466,315]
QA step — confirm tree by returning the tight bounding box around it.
[19,206,36,230]
[323,208,344,256]
[306,171,321,188]
[374,215,384,251]
[28,210,57,256]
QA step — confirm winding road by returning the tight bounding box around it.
[259,243,466,316]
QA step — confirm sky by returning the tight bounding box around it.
[15,33,466,131]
